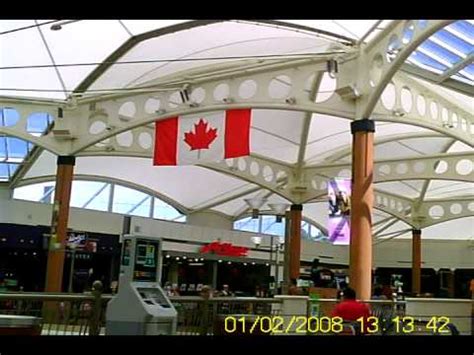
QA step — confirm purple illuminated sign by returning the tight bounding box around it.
[328,178,351,245]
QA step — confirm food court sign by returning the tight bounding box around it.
[200,241,249,257]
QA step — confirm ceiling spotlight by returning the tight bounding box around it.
[183,256,187,259]
[166,255,170,258]
[50,20,80,31]
[176,257,180,261]
[218,260,222,263]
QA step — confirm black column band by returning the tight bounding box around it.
[351,119,375,134]
[290,204,303,211]
[412,229,422,235]
[57,156,76,166]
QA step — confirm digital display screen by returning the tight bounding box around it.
[137,288,169,307]
[133,239,160,282]
[121,239,132,266]
[328,178,351,245]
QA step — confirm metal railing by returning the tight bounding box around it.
[0,290,467,336]
[0,282,112,336]
[169,296,282,335]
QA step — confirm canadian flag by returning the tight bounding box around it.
[153,109,251,166]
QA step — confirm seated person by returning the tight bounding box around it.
[331,287,371,333]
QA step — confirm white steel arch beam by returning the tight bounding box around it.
[306,152,474,185]
[372,72,473,146]
[15,174,190,214]
[413,197,473,229]
[3,52,470,159]
[300,189,414,226]
[296,73,323,171]
[358,20,454,119]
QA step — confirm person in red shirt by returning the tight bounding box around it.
[331,287,371,334]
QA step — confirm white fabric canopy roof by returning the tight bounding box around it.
[1,19,473,241]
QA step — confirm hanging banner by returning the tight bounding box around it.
[328,178,351,245]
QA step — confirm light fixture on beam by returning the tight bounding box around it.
[244,197,267,219]
[50,20,81,31]
[251,235,262,248]
[269,203,290,223]
[327,59,338,79]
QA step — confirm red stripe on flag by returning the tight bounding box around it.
[224,109,251,159]
[154,117,178,166]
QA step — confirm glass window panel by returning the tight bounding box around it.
[70,181,109,210]
[153,198,183,221]
[174,215,187,223]
[85,184,110,212]
[113,184,149,215]
[129,196,151,218]
[13,182,55,202]
[234,217,258,233]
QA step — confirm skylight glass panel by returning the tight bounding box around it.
[451,73,474,85]
[0,108,20,127]
[26,113,53,136]
[6,137,28,161]
[408,51,449,72]
[419,40,463,66]
[0,163,9,180]
[463,63,474,76]
[432,30,473,55]
[8,163,19,176]
[448,20,474,40]
[0,137,6,161]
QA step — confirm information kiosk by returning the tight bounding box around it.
[106,235,177,335]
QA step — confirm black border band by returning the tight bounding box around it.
[57,156,76,166]
[290,204,303,211]
[351,119,375,134]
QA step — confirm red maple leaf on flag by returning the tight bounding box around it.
[184,119,218,151]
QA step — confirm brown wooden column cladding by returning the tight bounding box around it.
[349,119,375,301]
[412,229,422,296]
[289,204,303,281]
[44,156,75,292]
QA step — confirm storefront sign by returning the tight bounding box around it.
[200,241,249,257]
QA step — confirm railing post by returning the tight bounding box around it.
[89,280,103,336]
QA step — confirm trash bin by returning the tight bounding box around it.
[0,315,42,335]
